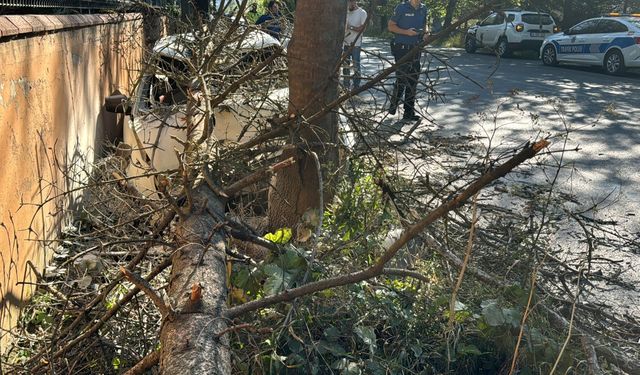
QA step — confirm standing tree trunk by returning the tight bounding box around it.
[268,0,348,231]
[443,0,458,28]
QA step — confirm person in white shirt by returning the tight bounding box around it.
[343,0,367,90]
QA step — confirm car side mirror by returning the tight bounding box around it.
[105,94,131,115]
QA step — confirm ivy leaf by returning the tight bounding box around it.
[365,359,386,375]
[354,325,376,354]
[280,248,306,270]
[324,326,341,341]
[317,340,348,356]
[233,267,250,289]
[502,307,522,328]
[262,264,293,295]
[482,301,506,327]
[410,344,423,358]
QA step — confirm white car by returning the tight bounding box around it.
[105,30,287,196]
[465,10,559,57]
[541,15,640,74]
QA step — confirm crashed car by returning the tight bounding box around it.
[465,10,559,57]
[105,27,287,196]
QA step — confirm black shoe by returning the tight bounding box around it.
[388,105,397,115]
[403,114,420,121]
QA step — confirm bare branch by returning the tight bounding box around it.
[123,350,160,375]
[222,157,296,197]
[120,267,174,319]
[382,268,431,283]
[225,140,549,319]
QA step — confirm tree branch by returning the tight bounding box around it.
[225,140,548,319]
[222,157,295,197]
[120,267,174,319]
[123,350,160,375]
[27,210,177,373]
[383,268,431,283]
[542,305,640,375]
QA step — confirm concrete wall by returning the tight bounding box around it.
[0,13,145,346]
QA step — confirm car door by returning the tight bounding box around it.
[556,19,601,63]
[483,12,506,47]
[579,19,616,63]
[476,13,498,47]
[595,19,629,62]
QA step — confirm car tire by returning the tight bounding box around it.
[604,49,625,75]
[542,44,558,66]
[464,35,477,53]
[496,38,510,58]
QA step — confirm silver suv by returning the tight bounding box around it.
[465,10,559,57]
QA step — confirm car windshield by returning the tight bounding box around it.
[521,14,554,25]
[137,74,190,113]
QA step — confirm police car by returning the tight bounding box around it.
[540,14,640,74]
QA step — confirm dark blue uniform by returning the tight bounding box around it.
[256,13,282,40]
[389,1,427,120]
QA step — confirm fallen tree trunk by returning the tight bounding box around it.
[159,185,231,374]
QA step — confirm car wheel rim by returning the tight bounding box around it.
[607,54,621,73]
[466,38,474,49]
[543,47,555,64]
[498,42,506,56]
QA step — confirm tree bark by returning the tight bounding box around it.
[443,0,458,28]
[159,186,231,374]
[268,0,348,230]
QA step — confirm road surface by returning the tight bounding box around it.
[356,37,640,317]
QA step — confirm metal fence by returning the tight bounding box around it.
[0,0,170,11]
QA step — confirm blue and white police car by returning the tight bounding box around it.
[540,14,640,74]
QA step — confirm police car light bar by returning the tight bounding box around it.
[605,12,640,17]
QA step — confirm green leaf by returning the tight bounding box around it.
[502,307,522,328]
[324,326,341,341]
[482,301,506,327]
[317,340,347,356]
[264,228,292,244]
[232,267,250,289]
[287,338,303,353]
[280,248,306,270]
[112,357,121,370]
[285,353,305,367]
[458,344,482,356]
[365,359,386,375]
[354,325,376,353]
[262,264,293,295]
[410,344,423,358]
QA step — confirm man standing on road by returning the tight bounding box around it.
[255,1,282,40]
[343,0,368,90]
[388,0,428,121]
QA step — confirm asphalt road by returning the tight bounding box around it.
[359,37,640,228]
[357,37,640,316]
[430,46,640,225]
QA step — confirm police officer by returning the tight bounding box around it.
[388,0,428,121]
